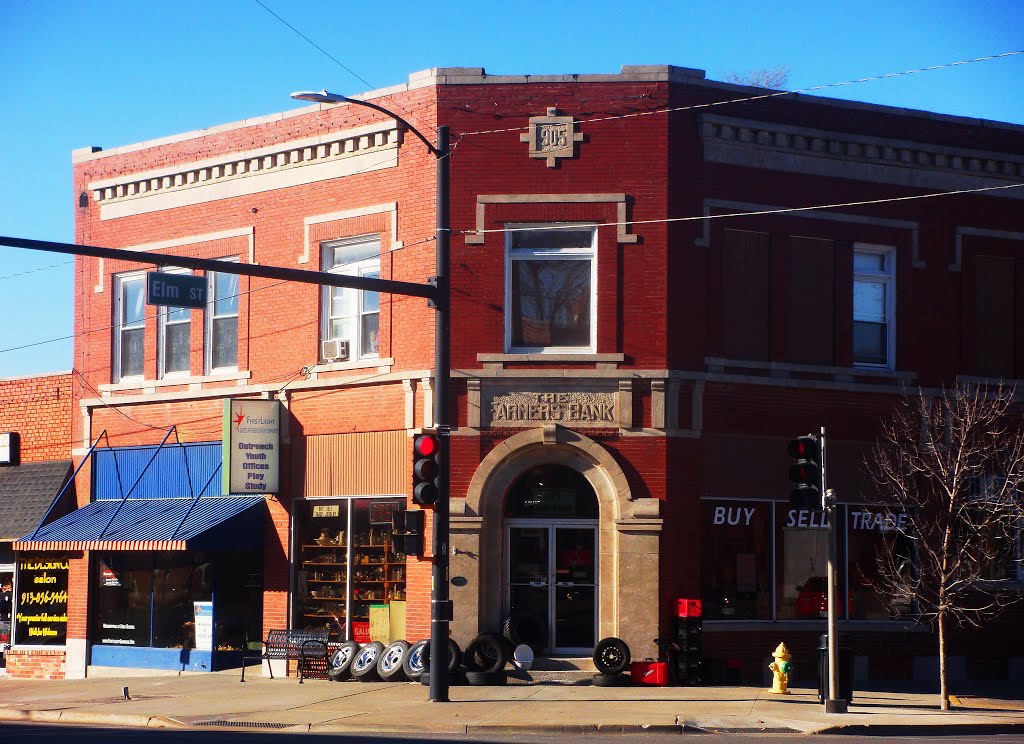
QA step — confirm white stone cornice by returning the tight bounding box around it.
[88,121,400,220]
[701,114,1024,198]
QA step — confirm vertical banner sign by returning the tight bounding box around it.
[193,601,214,651]
[15,555,69,646]
[223,399,281,494]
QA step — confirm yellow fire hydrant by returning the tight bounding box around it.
[768,642,792,694]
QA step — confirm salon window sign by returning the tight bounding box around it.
[223,399,280,494]
[15,556,69,646]
[193,602,214,652]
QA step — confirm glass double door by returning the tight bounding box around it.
[506,521,597,654]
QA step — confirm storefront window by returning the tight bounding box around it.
[846,505,914,619]
[93,551,261,650]
[15,554,69,646]
[700,501,771,620]
[296,497,406,643]
[776,504,835,619]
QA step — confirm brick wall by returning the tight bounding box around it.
[5,648,66,680]
[0,373,73,463]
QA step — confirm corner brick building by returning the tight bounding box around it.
[9,65,1023,683]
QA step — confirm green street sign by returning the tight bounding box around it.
[147,272,206,309]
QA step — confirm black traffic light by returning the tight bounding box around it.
[787,434,822,509]
[392,509,424,556]
[412,430,441,506]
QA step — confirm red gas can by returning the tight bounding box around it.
[630,660,669,686]
[676,598,703,618]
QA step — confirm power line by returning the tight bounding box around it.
[458,50,1024,137]
[0,258,73,281]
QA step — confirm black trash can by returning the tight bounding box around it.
[817,634,854,703]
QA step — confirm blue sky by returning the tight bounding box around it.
[1,0,1021,377]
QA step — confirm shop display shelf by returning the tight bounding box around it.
[303,543,348,549]
[302,561,347,566]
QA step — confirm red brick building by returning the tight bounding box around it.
[11,66,1024,683]
[0,372,74,678]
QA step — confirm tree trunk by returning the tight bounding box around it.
[938,610,949,711]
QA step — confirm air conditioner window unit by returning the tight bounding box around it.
[321,339,350,362]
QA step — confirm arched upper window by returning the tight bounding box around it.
[504,464,598,519]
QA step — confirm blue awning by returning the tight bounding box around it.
[13,496,266,551]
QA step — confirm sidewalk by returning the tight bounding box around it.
[0,670,1022,735]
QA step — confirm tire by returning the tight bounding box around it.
[465,669,507,686]
[593,637,631,676]
[377,640,409,682]
[327,640,360,681]
[592,672,630,687]
[421,638,463,674]
[464,633,507,673]
[351,641,384,681]
[403,639,428,680]
[502,612,546,653]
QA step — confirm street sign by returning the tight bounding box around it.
[147,272,206,309]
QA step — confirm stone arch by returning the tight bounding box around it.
[450,425,660,653]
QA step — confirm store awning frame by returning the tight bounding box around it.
[13,495,266,551]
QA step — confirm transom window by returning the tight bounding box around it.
[506,226,596,352]
[158,268,192,378]
[322,236,380,360]
[853,246,895,368]
[206,259,239,372]
[114,272,146,381]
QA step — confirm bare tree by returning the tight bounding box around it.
[865,384,1024,710]
[723,65,790,90]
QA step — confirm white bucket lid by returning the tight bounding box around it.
[513,643,534,663]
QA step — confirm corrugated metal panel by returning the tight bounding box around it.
[14,496,264,550]
[94,443,223,500]
[304,431,407,497]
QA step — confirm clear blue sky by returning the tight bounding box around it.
[1,0,1021,377]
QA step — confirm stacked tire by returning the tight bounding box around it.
[417,638,463,685]
[592,637,631,686]
[464,633,508,686]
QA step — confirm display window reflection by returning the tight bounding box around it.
[846,505,915,619]
[775,504,841,620]
[700,501,771,620]
[93,551,261,650]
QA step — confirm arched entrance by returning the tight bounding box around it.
[504,464,598,653]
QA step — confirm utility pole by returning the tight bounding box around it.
[821,427,847,714]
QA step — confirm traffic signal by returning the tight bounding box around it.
[787,434,822,509]
[412,430,441,506]
[392,509,424,555]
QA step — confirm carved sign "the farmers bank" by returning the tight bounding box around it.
[489,392,615,425]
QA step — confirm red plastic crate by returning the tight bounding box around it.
[630,660,669,686]
[676,598,703,618]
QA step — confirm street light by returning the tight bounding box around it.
[292,89,453,703]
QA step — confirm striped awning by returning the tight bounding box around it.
[13,496,266,551]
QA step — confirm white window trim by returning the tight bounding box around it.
[157,268,193,379]
[853,243,896,370]
[113,271,146,383]
[504,224,597,354]
[321,236,381,362]
[205,257,241,374]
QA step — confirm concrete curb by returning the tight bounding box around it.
[0,707,182,729]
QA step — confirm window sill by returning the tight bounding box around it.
[308,358,394,376]
[478,352,624,369]
[705,357,914,383]
[100,370,251,394]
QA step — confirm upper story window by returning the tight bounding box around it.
[114,272,146,381]
[322,236,380,361]
[207,260,239,372]
[853,246,895,368]
[157,268,192,378]
[506,226,596,353]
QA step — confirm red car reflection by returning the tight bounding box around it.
[796,577,854,618]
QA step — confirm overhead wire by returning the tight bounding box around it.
[457,50,1024,137]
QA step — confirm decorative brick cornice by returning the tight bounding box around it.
[701,114,1024,197]
[87,121,400,219]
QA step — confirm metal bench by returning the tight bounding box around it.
[240,628,330,683]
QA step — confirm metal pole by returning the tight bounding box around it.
[822,426,847,713]
[428,125,451,703]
